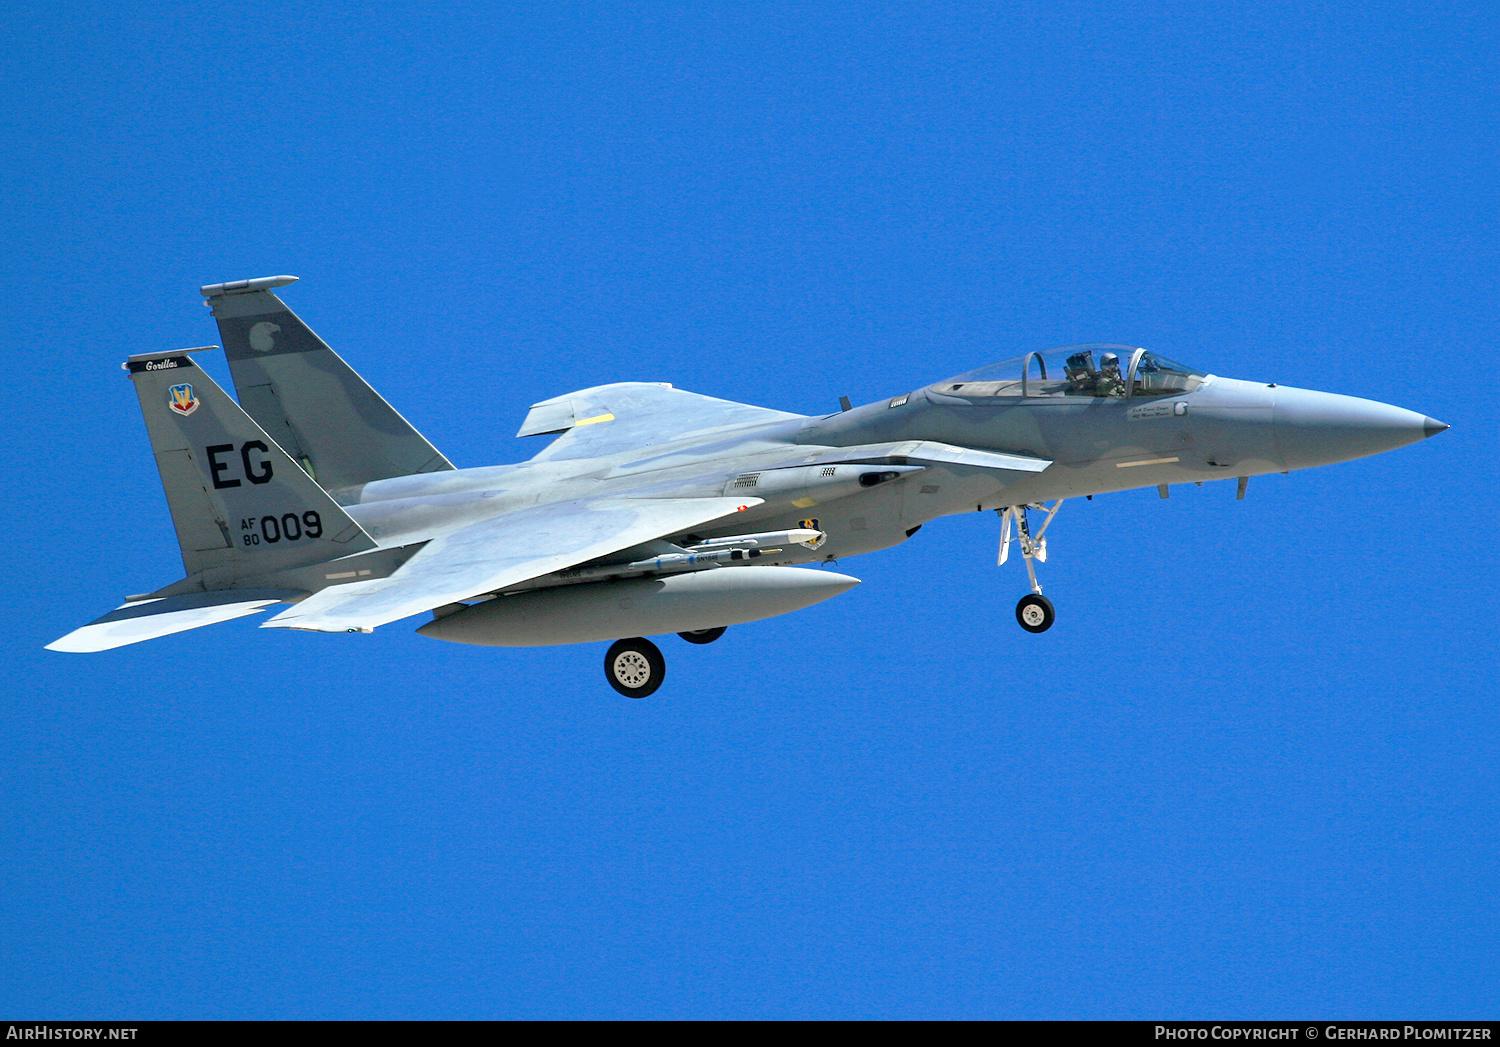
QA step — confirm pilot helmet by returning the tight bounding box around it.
[1099,352,1120,371]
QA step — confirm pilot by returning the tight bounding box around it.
[1065,350,1097,393]
[1097,352,1126,397]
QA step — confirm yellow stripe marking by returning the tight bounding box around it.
[574,412,615,427]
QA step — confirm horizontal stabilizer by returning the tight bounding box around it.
[47,589,297,653]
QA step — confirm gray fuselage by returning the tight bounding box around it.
[321,373,1438,589]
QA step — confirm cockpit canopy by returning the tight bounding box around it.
[931,345,1208,400]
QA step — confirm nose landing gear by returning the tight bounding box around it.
[1016,593,1055,633]
[998,499,1065,633]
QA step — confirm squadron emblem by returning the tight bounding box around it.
[797,518,826,549]
[167,383,199,417]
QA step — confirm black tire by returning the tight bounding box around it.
[677,626,726,645]
[604,637,666,698]
[1015,593,1055,633]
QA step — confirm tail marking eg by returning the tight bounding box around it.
[123,348,377,581]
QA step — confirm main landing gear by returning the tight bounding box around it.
[603,627,729,697]
[998,499,1065,634]
[604,637,665,698]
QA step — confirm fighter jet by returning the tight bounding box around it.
[49,276,1448,696]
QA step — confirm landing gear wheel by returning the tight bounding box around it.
[678,626,726,645]
[1016,594,1055,634]
[605,637,665,698]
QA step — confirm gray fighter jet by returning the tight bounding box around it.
[49,276,1448,696]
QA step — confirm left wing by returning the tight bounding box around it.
[261,495,761,633]
[519,382,804,462]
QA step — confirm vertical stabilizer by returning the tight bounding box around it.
[125,348,378,584]
[202,277,454,491]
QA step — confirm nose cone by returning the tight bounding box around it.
[1274,387,1446,470]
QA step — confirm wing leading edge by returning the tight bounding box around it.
[261,495,764,633]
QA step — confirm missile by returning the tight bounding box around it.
[687,528,824,550]
[557,545,782,583]
[498,528,828,594]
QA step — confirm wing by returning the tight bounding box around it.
[261,495,762,633]
[518,382,804,461]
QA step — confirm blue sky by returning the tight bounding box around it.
[1,0,1495,1019]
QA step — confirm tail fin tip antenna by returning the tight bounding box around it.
[200,275,299,297]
